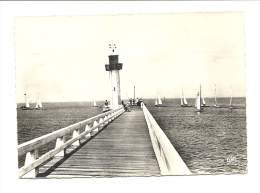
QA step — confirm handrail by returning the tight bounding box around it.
[142,104,191,175]
[18,106,125,178]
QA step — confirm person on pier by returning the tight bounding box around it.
[122,100,131,112]
[129,98,132,106]
[105,100,108,106]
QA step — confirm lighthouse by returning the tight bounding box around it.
[105,42,123,109]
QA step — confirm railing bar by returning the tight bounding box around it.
[18,107,124,156]
[142,104,191,175]
[18,107,125,178]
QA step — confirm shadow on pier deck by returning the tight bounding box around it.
[38,107,160,178]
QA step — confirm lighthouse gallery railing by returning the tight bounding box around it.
[18,106,125,178]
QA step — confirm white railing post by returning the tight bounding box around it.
[55,136,66,156]
[109,113,113,121]
[104,115,108,125]
[91,120,99,136]
[85,124,91,138]
[111,112,115,120]
[142,105,191,176]
[22,149,39,178]
[18,106,125,178]
[72,129,81,146]
[99,117,104,128]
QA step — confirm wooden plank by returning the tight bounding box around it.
[39,107,160,178]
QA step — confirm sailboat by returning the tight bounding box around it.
[155,92,163,107]
[35,93,44,110]
[230,86,235,109]
[21,94,33,110]
[195,85,204,112]
[201,96,209,107]
[91,99,99,108]
[213,84,221,108]
[181,90,191,107]
[155,99,158,106]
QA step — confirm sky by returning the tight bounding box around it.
[15,12,246,103]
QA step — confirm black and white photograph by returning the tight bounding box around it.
[0,1,259,193]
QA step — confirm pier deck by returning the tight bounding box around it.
[38,106,160,178]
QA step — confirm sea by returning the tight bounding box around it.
[17,97,247,175]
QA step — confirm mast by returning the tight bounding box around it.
[215,84,217,105]
[35,93,39,108]
[200,84,202,108]
[230,86,233,106]
[196,85,202,110]
[134,86,135,103]
[38,93,42,107]
[158,92,162,105]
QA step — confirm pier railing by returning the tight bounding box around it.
[142,103,191,175]
[18,106,125,178]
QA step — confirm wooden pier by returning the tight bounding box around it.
[37,106,160,178]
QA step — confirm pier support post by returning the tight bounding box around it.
[22,149,39,178]
[55,136,66,156]
[72,129,81,146]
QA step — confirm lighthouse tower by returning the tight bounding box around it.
[105,42,123,109]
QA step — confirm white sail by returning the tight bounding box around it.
[93,100,97,107]
[157,93,162,105]
[25,94,30,108]
[38,99,43,108]
[183,94,188,105]
[196,91,201,110]
[230,87,233,106]
[35,93,43,108]
[195,93,198,107]
[202,97,206,105]
[35,101,39,108]
[155,99,158,106]
[215,84,217,105]
[181,97,183,105]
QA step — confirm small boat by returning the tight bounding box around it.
[181,90,191,107]
[213,84,221,108]
[155,92,163,107]
[195,85,204,112]
[230,86,235,109]
[201,96,209,107]
[35,93,44,110]
[21,94,34,110]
